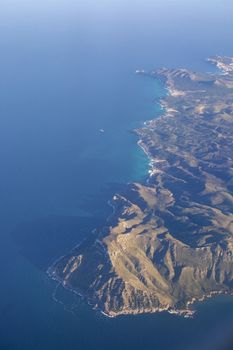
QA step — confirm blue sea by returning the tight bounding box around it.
[1,1,233,349]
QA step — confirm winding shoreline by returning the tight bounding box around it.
[47,57,233,319]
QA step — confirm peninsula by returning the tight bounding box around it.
[48,56,233,317]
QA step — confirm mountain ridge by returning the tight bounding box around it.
[48,56,233,317]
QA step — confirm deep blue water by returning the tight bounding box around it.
[1,1,233,349]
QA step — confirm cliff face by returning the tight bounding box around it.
[49,56,233,317]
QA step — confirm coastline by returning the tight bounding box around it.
[46,75,188,319]
[47,59,233,319]
[46,72,166,316]
[48,260,233,320]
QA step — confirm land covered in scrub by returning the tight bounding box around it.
[48,56,233,317]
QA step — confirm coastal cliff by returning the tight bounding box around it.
[49,56,233,317]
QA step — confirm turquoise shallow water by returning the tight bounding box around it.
[1,1,233,349]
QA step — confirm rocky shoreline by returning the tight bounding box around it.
[48,56,233,319]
